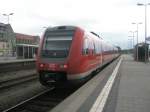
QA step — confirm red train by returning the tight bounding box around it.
[36,26,119,86]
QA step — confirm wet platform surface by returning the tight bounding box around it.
[104,55,150,112]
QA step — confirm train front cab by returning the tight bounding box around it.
[37,26,79,86]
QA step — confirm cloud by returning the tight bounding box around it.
[0,0,150,49]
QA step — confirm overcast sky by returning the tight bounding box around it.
[0,0,150,49]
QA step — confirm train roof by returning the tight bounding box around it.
[44,25,120,49]
[46,26,77,32]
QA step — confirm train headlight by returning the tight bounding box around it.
[39,63,44,68]
[63,64,68,69]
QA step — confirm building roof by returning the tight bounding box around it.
[0,23,6,27]
[15,33,36,40]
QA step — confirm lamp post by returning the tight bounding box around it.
[2,13,14,57]
[137,3,150,62]
[129,31,135,49]
[128,39,133,48]
[132,22,142,61]
[128,39,133,54]
[2,13,14,24]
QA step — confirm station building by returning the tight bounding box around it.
[0,22,40,59]
[0,23,16,56]
[15,33,40,59]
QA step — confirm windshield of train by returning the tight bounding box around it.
[42,30,75,58]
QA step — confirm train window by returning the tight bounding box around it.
[99,41,102,53]
[45,30,74,37]
[102,42,107,53]
[42,39,71,58]
[94,42,98,54]
[44,39,71,50]
[93,40,96,54]
[42,30,74,58]
[95,40,100,54]
[88,39,94,50]
[82,38,89,55]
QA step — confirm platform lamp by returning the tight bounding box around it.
[132,22,142,61]
[128,31,135,49]
[128,39,133,48]
[2,13,14,24]
[2,13,14,57]
[128,38,133,54]
[137,3,150,62]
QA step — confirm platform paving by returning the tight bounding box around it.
[105,55,150,112]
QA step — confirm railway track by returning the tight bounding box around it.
[0,74,38,89]
[1,59,116,112]
[0,60,37,90]
[3,86,78,112]
[1,57,119,112]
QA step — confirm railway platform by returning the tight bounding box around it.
[50,55,150,112]
[0,57,35,64]
[104,55,150,112]
[0,57,36,73]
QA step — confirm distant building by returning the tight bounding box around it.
[15,33,40,58]
[0,22,40,58]
[134,43,149,61]
[0,23,16,56]
[15,33,40,45]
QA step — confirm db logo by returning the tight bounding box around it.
[49,64,56,69]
